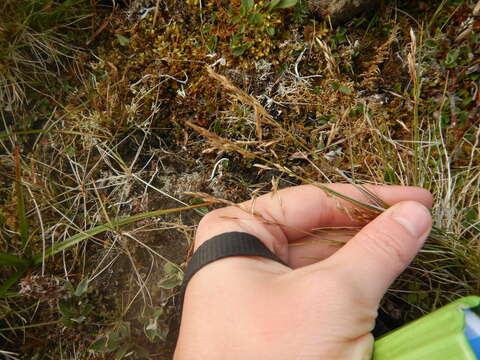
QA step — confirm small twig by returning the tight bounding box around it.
[153,0,161,28]
[86,13,113,46]
[315,37,339,76]
[209,158,229,182]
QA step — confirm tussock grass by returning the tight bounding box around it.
[1,0,479,358]
[0,0,93,110]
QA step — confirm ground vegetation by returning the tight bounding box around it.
[0,0,479,358]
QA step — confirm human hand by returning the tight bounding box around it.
[174,184,432,360]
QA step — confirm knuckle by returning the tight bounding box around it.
[305,271,363,310]
[198,207,223,223]
[360,228,411,269]
[197,207,230,229]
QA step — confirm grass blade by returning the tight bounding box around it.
[14,146,29,249]
[334,168,390,208]
[31,202,214,265]
[0,292,20,298]
[0,129,108,140]
[0,253,29,267]
[0,269,27,298]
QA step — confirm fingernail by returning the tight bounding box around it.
[390,201,432,238]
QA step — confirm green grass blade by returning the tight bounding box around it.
[0,269,27,298]
[14,146,29,248]
[0,320,60,331]
[0,253,29,267]
[31,202,214,265]
[0,292,20,298]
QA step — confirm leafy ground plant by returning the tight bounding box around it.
[228,0,299,55]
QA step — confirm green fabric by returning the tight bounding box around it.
[374,296,480,360]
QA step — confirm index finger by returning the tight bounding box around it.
[195,184,433,262]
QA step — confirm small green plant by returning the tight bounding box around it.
[329,27,347,48]
[292,0,310,23]
[90,321,150,359]
[58,279,92,327]
[141,306,170,342]
[158,262,184,290]
[89,306,171,359]
[330,81,353,95]
[228,0,298,56]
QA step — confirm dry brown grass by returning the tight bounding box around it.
[1,0,479,358]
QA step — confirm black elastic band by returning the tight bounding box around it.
[179,232,288,309]
[177,231,399,337]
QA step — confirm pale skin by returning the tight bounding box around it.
[174,184,433,360]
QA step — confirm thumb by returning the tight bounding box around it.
[325,201,432,305]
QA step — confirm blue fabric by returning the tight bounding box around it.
[463,308,480,359]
